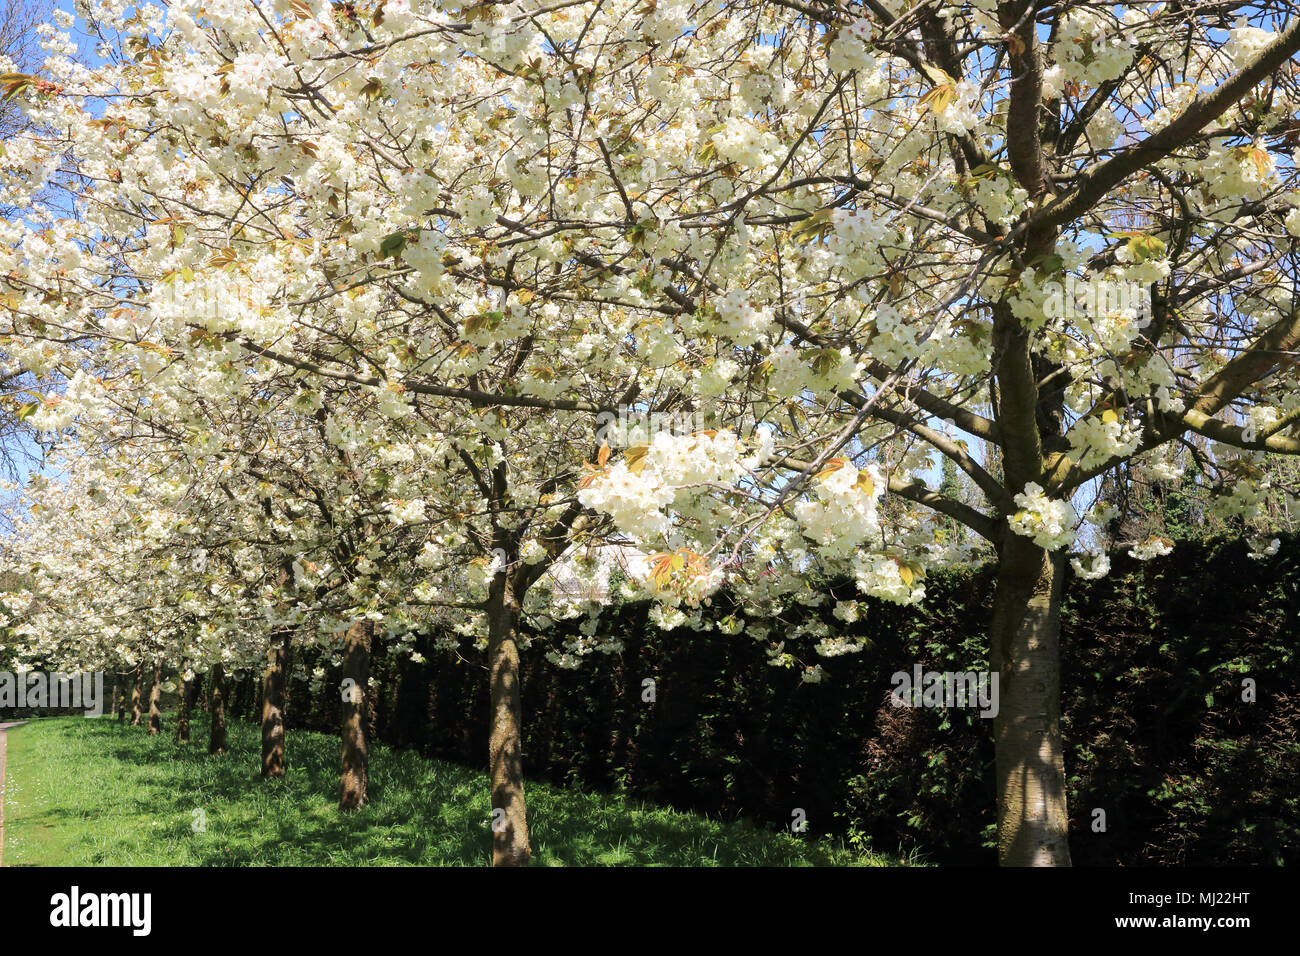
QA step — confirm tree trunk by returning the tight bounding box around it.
[174,686,191,741]
[130,664,143,726]
[147,663,163,735]
[261,631,290,777]
[989,537,1071,866]
[175,666,193,743]
[487,576,531,866]
[209,662,228,755]
[339,619,372,811]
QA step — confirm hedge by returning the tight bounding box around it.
[249,534,1300,865]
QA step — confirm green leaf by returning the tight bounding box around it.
[1127,234,1166,262]
[379,231,410,260]
[790,208,834,244]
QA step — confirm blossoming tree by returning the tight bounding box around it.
[5,0,1300,865]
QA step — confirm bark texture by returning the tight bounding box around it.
[261,631,290,778]
[147,663,163,735]
[209,662,227,755]
[487,576,531,866]
[990,539,1071,866]
[338,619,372,811]
[130,665,143,726]
[175,671,192,743]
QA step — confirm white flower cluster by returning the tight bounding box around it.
[1137,447,1184,483]
[1085,107,1125,149]
[168,66,220,120]
[1247,537,1281,561]
[543,628,624,670]
[402,229,449,291]
[1285,207,1300,238]
[1007,482,1078,550]
[577,461,675,539]
[645,429,746,486]
[1067,414,1141,470]
[924,317,990,376]
[864,303,922,364]
[736,52,782,109]
[376,383,413,419]
[1224,18,1275,72]
[829,207,889,270]
[764,343,803,397]
[794,461,883,558]
[1112,248,1175,290]
[455,185,496,229]
[1209,477,1267,521]
[827,19,875,74]
[852,553,924,606]
[971,174,1030,228]
[378,0,415,33]
[229,51,276,106]
[708,289,773,346]
[1193,141,1274,202]
[832,600,861,623]
[1070,550,1111,580]
[384,498,426,525]
[767,342,860,398]
[636,0,692,45]
[1088,502,1118,527]
[814,635,865,657]
[1128,537,1173,562]
[578,430,754,543]
[712,117,780,169]
[801,664,827,684]
[766,641,794,668]
[931,80,981,137]
[1241,406,1280,444]
[695,358,740,397]
[1055,11,1134,86]
[717,615,744,636]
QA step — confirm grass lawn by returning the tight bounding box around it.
[1,716,907,866]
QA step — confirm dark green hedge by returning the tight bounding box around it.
[274,535,1299,865]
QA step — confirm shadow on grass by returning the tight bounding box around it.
[6,717,895,866]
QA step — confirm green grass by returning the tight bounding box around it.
[1,716,908,866]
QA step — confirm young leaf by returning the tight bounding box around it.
[625,445,649,473]
[814,457,847,481]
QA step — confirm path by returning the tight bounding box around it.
[0,721,27,867]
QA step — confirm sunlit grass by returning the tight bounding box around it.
[2,716,910,866]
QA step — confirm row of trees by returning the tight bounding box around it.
[2,0,1300,865]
